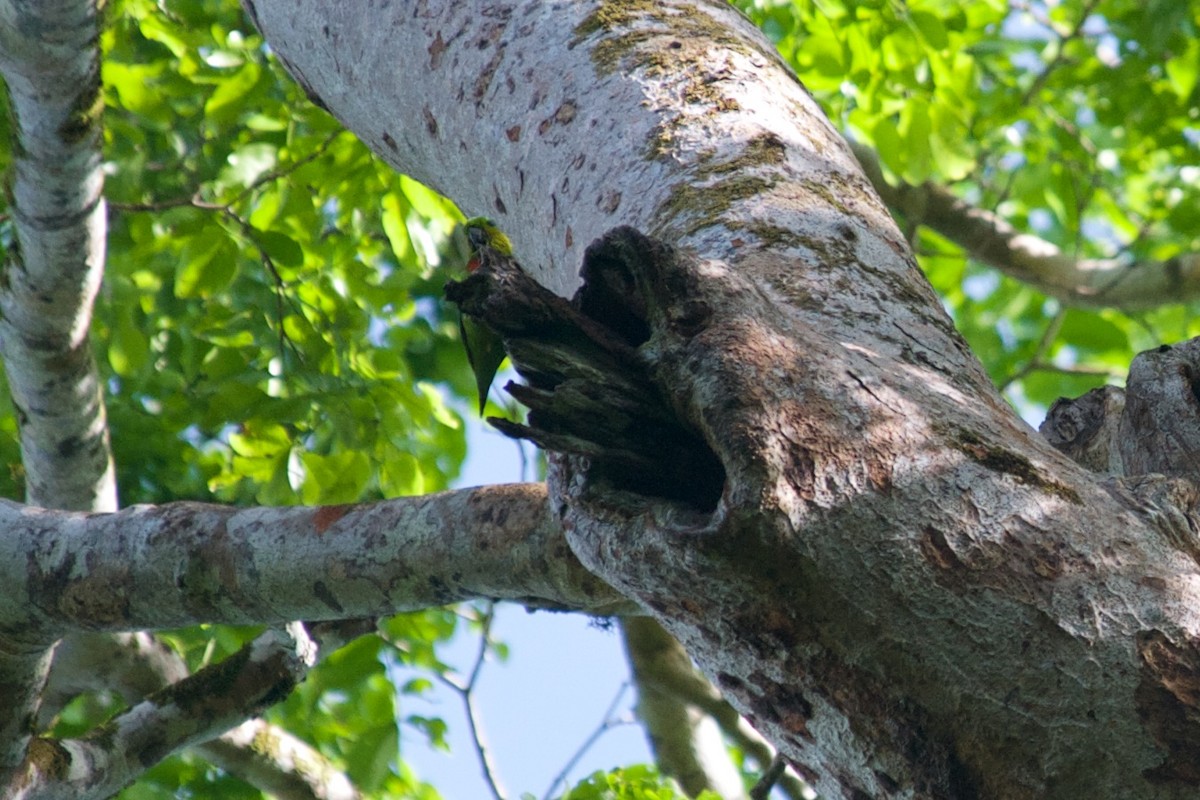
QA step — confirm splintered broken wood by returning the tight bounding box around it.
[1041,339,1200,480]
[444,227,724,508]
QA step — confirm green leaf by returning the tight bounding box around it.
[381,193,413,262]
[257,230,305,267]
[1165,40,1199,101]
[1059,311,1129,354]
[910,11,949,50]
[204,61,263,120]
[175,226,238,298]
[899,98,933,182]
[872,117,905,176]
[108,317,151,377]
[297,451,371,504]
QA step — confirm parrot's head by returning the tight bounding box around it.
[464,216,514,270]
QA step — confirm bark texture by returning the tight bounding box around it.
[246,2,1200,797]
[0,0,115,780]
[0,484,630,640]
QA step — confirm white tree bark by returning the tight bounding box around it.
[0,0,115,780]
[243,1,1200,798]
[0,0,114,512]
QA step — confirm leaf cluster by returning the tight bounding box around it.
[738,0,1200,417]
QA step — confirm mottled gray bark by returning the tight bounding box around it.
[0,485,629,639]
[0,0,114,782]
[246,2,1200,798]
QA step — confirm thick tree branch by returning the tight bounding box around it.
[850,141,1200,310]
[0,484,632,642]
[622,617,748,800]
[0,0,116,779]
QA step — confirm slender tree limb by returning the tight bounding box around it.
[436,604,509,800]
[850,141,1200,310]
[541,682,633,800]
[749,754,788,800]
[40,630,361,800]
[16,624,317,800]
[622,617,747,800]
[200,720,359,800]
[0,484,634,641]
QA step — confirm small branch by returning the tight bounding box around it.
[850,141,1200,310]
[16,625,317,800]
[1018,0,1101,106]
[436,604,509,800]
[998,310,1065,391]
[541,682,633,800]
[110,132,343,365]
[749,753,787,800]
[201,719,360,800]
[42,629,365,800]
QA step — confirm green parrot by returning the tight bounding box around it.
[459,217,512,414]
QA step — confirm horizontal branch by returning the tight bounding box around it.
[850,141,1200,310]
[1,484,635,644]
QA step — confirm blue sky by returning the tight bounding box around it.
[399,412,652,798]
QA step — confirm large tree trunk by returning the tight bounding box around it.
[244,2,1200,798]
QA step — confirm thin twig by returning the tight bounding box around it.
[1018,0,1101,105]
[541,682,633,800]
[435,603,508,800]
[998,309,1065,391]
[109,134,345,368]
[749,753,788,800]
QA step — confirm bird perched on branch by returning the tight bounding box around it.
[459,216,511,414]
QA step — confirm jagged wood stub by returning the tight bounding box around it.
[444,227,725,510]
[1042,339,1200,481]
